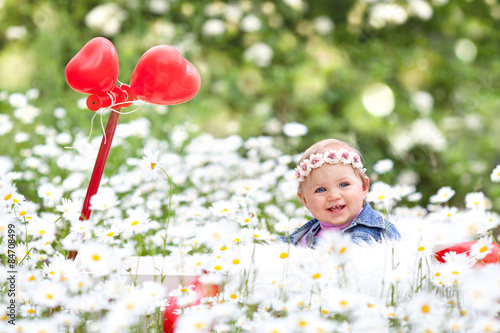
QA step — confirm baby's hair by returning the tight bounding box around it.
[297,138,369,188]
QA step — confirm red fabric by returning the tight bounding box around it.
[434,241,500,267]
[163,277,219,333]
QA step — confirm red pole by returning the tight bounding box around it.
[67,109,120,260]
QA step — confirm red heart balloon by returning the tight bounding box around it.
[130,45,201,105]
[65,37,119,95]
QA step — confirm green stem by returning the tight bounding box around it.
[159,166,174,236]
[18,247,33,266]
[488,230,500,263]
[54,239,67,260]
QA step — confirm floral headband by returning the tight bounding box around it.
[295,148,364,182]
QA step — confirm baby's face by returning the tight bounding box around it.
[297,164,368,226]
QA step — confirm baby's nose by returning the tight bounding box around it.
[327,190,341,200]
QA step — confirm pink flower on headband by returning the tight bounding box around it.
[309,154,324,169]
[325,150,339,163]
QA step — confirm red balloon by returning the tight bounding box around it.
[163,277,218,333]
[65,37,119,95]
[435,241,500,267]
[130,45,201,105]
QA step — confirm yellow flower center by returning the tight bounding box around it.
[220,246,228,251]
[421,305,430,313]
[46,294,53,299]
[19,211,26,216]
[131,221,139,226]
[230,294,238,299]
[280,252,288,259]
[29,276,35,281]
[4,194,12,200]
[232,259,240,265]
[27,309,36,314]
[339,247,347,254]
[378,195,385,200]
[220,209,228,213]
[313,273,321,279]
[214,265,222,271]
[418,246,425,252]
[479,245,489,253]
[107,232,115,237]
[181,288,188,292]
[92,254,100,261]
[150,162,156,170]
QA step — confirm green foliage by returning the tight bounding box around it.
[1,0,500,207]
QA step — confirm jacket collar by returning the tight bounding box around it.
[303,203,383,248]
[343,203,386,230]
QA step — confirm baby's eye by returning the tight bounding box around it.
[315,187,326,193]
[340,183,349,188]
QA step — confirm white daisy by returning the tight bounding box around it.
[56,198,82,221]
[491,165,500,182]
[140,148,160,181]
[465,192,487,210]
[89,187,120,211]
[76,242,120,276]
[373,159,394,174]
[469,237,494,261]
[429,186,455,204]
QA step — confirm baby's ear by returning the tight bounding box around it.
[363,176,370,192]
[297,190,308,209]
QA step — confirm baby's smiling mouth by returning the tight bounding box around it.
[328,205,345,213]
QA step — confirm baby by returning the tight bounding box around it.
[282,139,400,248]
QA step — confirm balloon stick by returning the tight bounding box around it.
[67,109,120,260]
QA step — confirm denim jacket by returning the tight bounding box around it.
[281,203,400,248]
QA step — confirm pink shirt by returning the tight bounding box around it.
[299,207,364,247]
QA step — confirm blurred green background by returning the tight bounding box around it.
[1,0,500,209]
